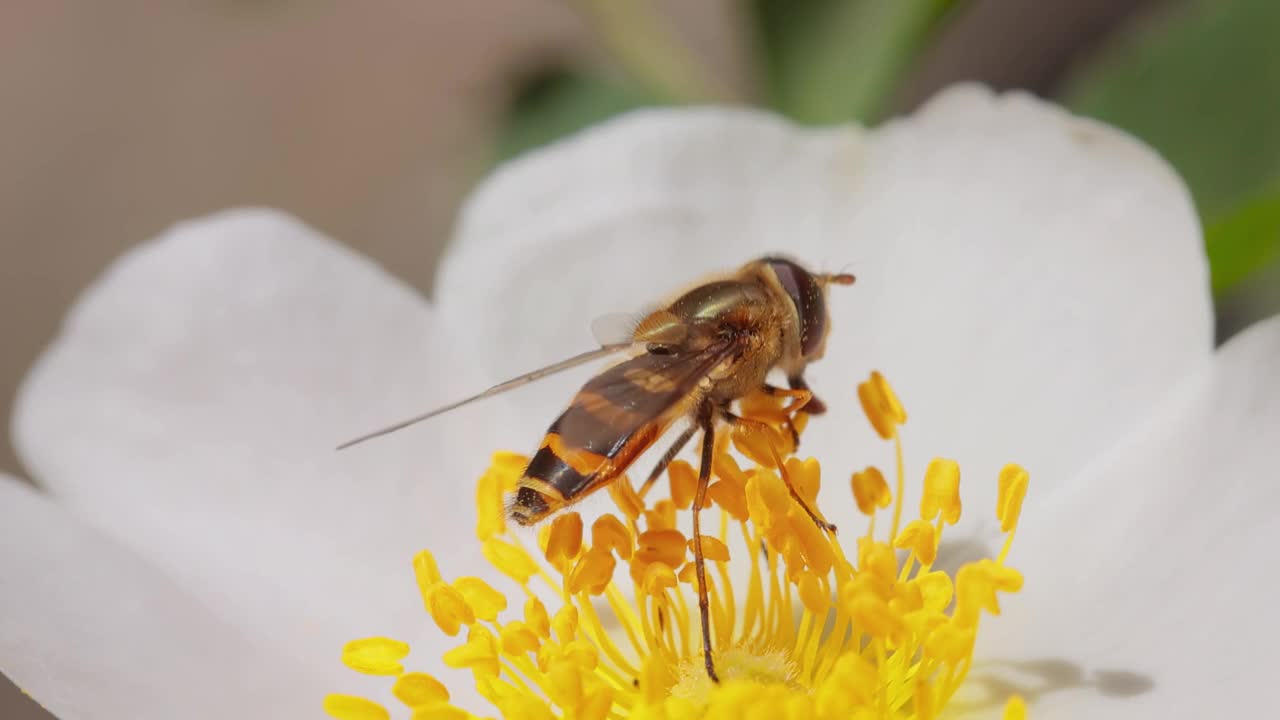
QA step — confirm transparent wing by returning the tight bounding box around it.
[336,342,632,449]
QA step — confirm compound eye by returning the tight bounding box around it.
[763,257,827,357]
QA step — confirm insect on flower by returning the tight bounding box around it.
[337,256,855,682]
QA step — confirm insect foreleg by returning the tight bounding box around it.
[760,383,817,449]
[721,409,836,534]
[761,383,813,415]
[783,373,827,415]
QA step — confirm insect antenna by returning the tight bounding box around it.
[336,342,633,449]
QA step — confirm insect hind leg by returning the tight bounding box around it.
[692,402,720,683]
[637,424,697,500]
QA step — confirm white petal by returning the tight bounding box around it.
[436,84,1211,543]
[436,106,862,416]
[0,477,317,719]
[972,315,1280,718]
[13,209,518,705]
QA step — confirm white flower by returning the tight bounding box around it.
[2,84,1275,719]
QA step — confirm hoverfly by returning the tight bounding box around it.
[339,256,855,681]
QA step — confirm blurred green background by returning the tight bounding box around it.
[498,0,1280,339]
[1,1,1277,714]
[496,0,1280,334]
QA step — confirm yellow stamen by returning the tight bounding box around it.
[501,621,542,655]
[442,626,500,678]
[635,529,687,569]
[328,372,1031,720]
[997,463,1030,566]
[997,463,1029,532]
[325,694,390,720]
[544,513,584,572]
[424,584,473,636]
[391,672,450,707]
[341,637,410,675]
[851,466,891,515]
[524,596,551,638]
[921,458,962,525]
[607,476,645,521]
[482,538,539,584]
[1004,694,1029,720]
[667,460,698,509]
[893,519,938,567]
[567,548,617,595]
[452,577,507,622]
[475,464,508,542]
[591,513,634,559]
[413,550,442,590]
[857,371,907,440]
[706,478,749,522]
[688,535,729,562]
[409,705,469,720]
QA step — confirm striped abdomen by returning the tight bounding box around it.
[509,348,724,525]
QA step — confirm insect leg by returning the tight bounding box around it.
[759,383,812,450]
[721,410,837,534]
[693,402,720,683]
[637,424,697,499]
[761,383,812,413]
[785,373,827,415]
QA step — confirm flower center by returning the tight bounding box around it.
[671,645,799,699]
[324,372,1031,720]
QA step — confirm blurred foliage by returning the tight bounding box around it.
[494,70,659,163]
[495,0,1280,296]
[1067,0,1280,293]
[497,0,956,164]
[569,0,721,103]
[752,0,952,124]
[1204,185,1280,293]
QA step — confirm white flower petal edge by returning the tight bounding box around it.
[11,209,520,708]
[973,315,1280,719]
[435,83,1213,542]
[438,106,862,438]
[0,475,316,720]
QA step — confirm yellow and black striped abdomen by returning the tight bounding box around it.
[509,347,726,525]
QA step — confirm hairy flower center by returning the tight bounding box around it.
[671,646,799,699]
[325,372,1030,720]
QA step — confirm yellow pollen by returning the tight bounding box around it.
[852,466,892,515]
[391,672,450,707]
[591,513,634,559]
[667,460,698,509]
[544,513,584,571]
[921,458,962,525]
[857,371,907,440]
[452,577,507,622]
[324,694,390,720]
[342,637,410,676]
[1004,695,1029,720]
[671,646,799,699]
[893,519,938,566]
[328,375,1032,720]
